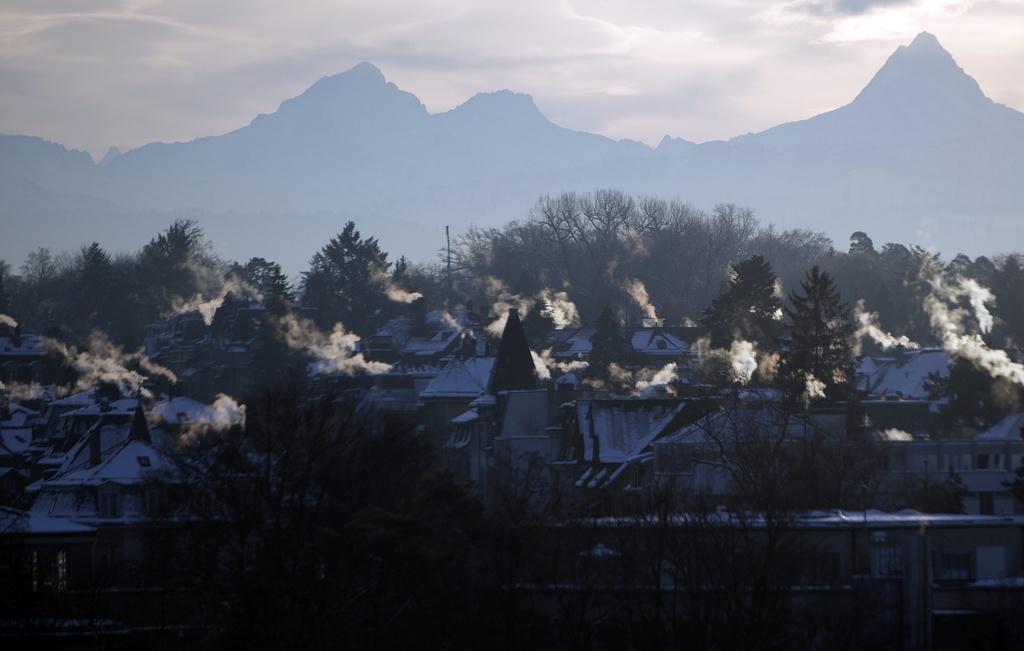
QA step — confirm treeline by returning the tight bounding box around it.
[3,189,1024,355]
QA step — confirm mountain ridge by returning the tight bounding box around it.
[1,33,1021,272]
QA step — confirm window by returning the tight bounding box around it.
[137,456,151,467]
[980,492,995,515]
[656,339,667,350]
[937,551,972,582]
[56,550,67,593]
[872,544,904,576]
[98,491,121,518]
[977,453,990,470]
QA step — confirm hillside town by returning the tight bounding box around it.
[3,213,1024,650]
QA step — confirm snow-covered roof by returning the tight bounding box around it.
[857,348,949,399]
[663,406,844,446]
[34,437,168,489]
[420,357,495,400]
[0,334,46,357]
[630,328,689,356]
[402,328,461,357]
[451,408,479,424]
[0,427,32,456]
[1,404,41,427]
[551,326,594,358]
[578,399,685,464]
[0,506,96,535]
[978,412,1024,441]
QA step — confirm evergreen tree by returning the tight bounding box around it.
[72,242,115,330]
[782,266,853,403]
[239,257,292,313]
[522,301,556,348]
[589,306,630,380]
[702,255,782,348]
[301,222,389,333]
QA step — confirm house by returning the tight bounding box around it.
[857,348,949,400]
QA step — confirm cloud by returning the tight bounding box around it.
[763,0,976,43]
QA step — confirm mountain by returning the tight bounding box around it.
[1,33,1022,272]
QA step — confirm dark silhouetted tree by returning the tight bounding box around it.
[702,255,782,348]
[301,221,389,333]
[589,306,630,380]
[782,267,853,403]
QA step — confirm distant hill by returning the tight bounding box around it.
[1,32,1021,271]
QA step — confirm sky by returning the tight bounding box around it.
[1,0,1022,158]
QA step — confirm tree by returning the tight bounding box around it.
[848,231,876,256]
[522,301,556,348]
[301,221,390,333]
[702,254,782,348]
[782,266,853,403]
[589,306,630,381]
[238,257,292,312]
[926,358,1022,434]
[71,242,115,330]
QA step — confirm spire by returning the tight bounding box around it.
[130,403,152,444]
[491,308,538,394]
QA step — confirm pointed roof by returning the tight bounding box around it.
[491,308,538,394]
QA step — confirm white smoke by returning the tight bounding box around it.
[803,373,826,404]
[532,348,589,380]
[921,270,1024,386]
[480,276,534,338]
[623,279,657,320]
[538,289,581,328]
[276,313,392,376]
[169,275,263,326]
[877,428,913,442]
[693,336,762,386]
[0,314,17,329]
[853,299,919,353]
[635,362,679,397]
[177,393,247,444]
[729,340,758,384]
[372,269,423,304]
[0,381,48,402]
[44,332,178,397]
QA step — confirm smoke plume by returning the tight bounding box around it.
[0,314,17,329]
[623,279,657,320]
[853,299,918,353]
[275,313,392,375]
[170,274,263,326]
[44,332,177,397]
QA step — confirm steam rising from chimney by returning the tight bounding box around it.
[372,270,423,304]
[921,268,1024,386]
[623,279,657,320]
[853,299,919,353]
[44,331,177,397]
[169,274,263,326]
[275,313,392,375]
[0,314,17,328]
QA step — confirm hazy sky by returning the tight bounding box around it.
[1,0,1022,157]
